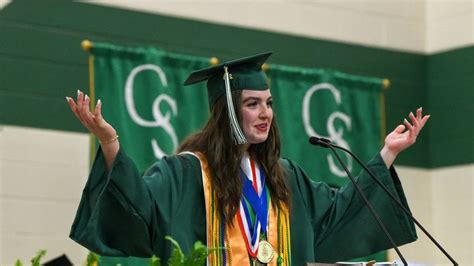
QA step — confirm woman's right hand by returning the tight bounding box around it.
[66,90,119,169]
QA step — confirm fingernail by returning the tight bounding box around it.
[97,99,102,106]
[404,118,408,123]
[65,96,71,102]
[410,112,414,116]
[77,90,81,97]
[85,94,89,101]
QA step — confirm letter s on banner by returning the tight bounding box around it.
[302,83,352,177]
[125,64,178,159]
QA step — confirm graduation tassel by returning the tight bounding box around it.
[223,66,247,145]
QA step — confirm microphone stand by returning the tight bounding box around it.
[316,137,458,266]
[314,140,408,266]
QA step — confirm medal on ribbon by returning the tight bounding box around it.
[237,158,275,263]
[257,240,275,263]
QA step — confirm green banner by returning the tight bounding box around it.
[91,43,211,172]
[268,64,383,187]
[89,43,385,265]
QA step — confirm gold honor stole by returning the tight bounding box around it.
[193,152,292,266]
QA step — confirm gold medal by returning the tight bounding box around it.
[257,240,274,263]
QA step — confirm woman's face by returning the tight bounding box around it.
[240,89,273,144]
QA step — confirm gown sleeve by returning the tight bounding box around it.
[284,153,417,263]
[69,147,202,258]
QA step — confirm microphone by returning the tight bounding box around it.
[309,136,331,148]
[309,136,458,266]
[309,136,408,265]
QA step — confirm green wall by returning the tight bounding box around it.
[427,47,474,167]
[0,1,472,168]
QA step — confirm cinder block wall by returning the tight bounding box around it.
[0,127,90,264]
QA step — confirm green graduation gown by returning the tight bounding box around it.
[70,148,417,265]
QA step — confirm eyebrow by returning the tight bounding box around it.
[242,96,272,103]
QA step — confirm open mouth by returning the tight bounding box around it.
[255,123,268,132]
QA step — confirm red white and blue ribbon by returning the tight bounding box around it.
[237,155,269,258]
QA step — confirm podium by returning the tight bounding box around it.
[305,262,397,266]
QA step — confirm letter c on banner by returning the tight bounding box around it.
[302,83,352,177]
[125,64,178,159]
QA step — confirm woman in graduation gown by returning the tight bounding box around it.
[67,52,429,265]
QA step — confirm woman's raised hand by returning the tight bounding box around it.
[380,107,430,167]
[66,90,119,169]
[66,90,117,142]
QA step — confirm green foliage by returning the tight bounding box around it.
[86,236,217,266]
[166,236,185,266]
[183,241,210,266]
[30,250,46,266]
[15,237,217,266]
[164,235,220,266]
[86,251,100,266]
[150,255,161,266]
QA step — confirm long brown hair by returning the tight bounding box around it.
[177,90,291,224]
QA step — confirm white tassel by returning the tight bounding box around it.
[224,66,247,144]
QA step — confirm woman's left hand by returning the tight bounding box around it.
[380,107,430,167]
